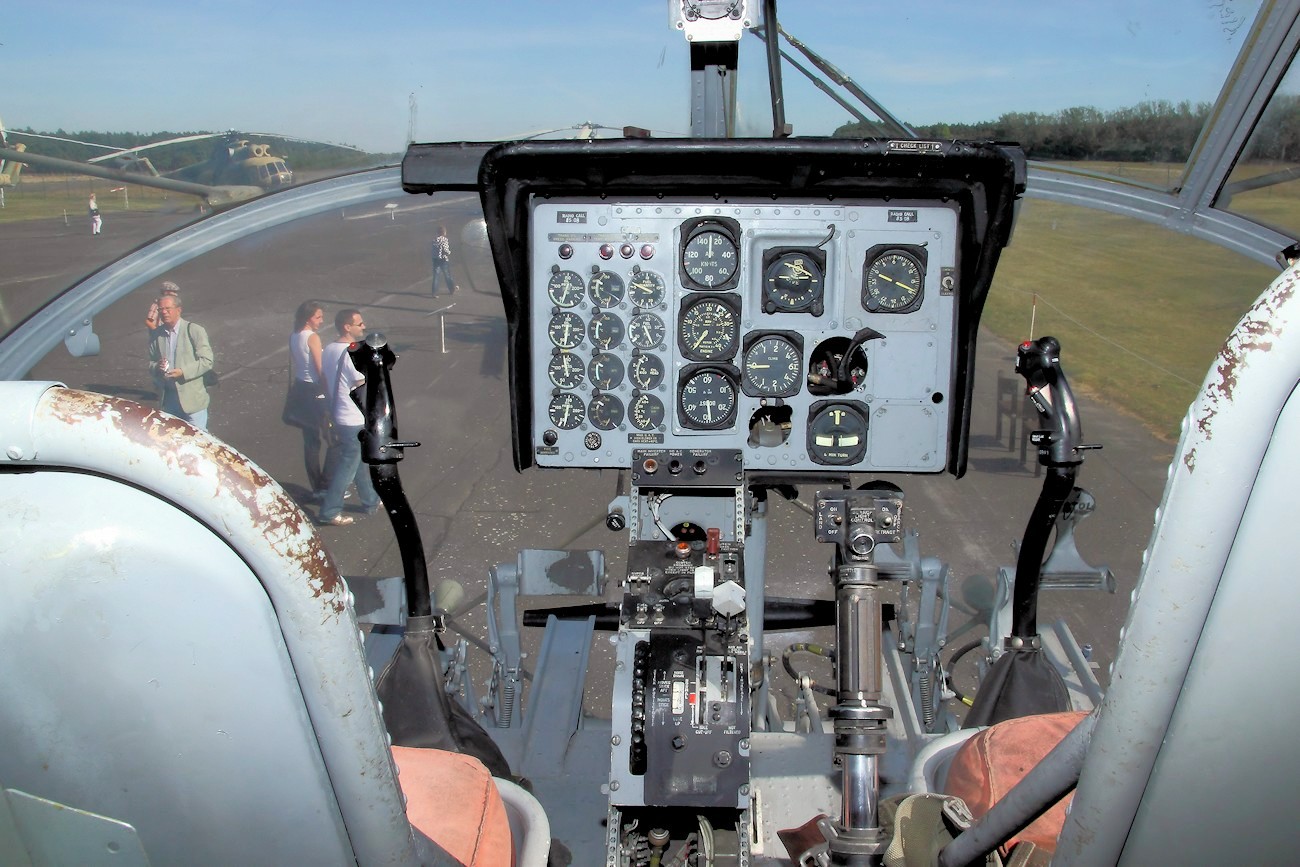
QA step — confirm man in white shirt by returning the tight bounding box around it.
[317,308,381,526]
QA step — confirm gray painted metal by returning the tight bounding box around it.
[1,789,150,867]
[0,384,427,865]
[1055,264,1300,863]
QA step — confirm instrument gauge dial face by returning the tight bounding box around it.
[679,369,738,429]
[548,393,586,430]
[682,229,738,289]
[629,393,665,430]
[763,251,824,313]
[629,354,665,391]
[627,270,667,308]
[587,394,625,430]
[629,313,666,350]
[587,311,625,350]
[743,335,802,397]
[807,403,869,465]
[678,296,739,361]
[587,353,625,390]
[547,270,585,308]
[548,312,585,349]
[588,270,625,308]
[863,250,924,312]
[547,351,585,389]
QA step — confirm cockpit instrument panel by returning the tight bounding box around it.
[528,198,959,472]
[422,139,1026,476]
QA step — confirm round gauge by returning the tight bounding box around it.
[587,311,625,350]
[678,296,739,361]
[743,335,802,397]
[629,393,665,430]
[548,312,585,349]
[629,353,665,390]
[548,351,585,389]
[588,270,625,308]
[627,270,667,308]
[807,403,869,465]
[863,250,924,312]
[764,251,824,312]
[587,394,625,430]
[682,229,738,289]
[680,369,738,429]
[629,313,666,350]
[547,270,585,308]
[548,393,586,430]
[587,353,625,390]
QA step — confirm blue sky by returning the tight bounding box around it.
[3,1,1262,153]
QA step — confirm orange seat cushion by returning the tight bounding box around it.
[392,745,513,866]
[944,711,1089,854]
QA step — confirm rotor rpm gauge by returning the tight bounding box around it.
[742,334,803,398]
[547,351,585,389]
[863,247,926,313]
[678,294,740,361]
[587,311,625,350]
[680,218,741,290]
[762,249,825,314]
[588,270,625,308]
[548,311,585,349]
[629,353,665,390]
[547,269,585,308]
[630,393,665,430]
[807,401,869,466]
[548,392,586,430]
[587,393,625,430]
[679,368,738,430]
[627,269,667,308]
[629,313,665,350]
[587,353,625,390]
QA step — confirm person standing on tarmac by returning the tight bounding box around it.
[147,289,213,430]
[88,194,102,235]
[431,225,459,296]
[317,308,381,526]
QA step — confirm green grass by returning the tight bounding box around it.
[985,196,1278,440]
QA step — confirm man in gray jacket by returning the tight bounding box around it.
[148,290,214,430]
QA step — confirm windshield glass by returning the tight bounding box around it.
[0,0,1289,699]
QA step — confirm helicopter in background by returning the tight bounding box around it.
[0,126,301,206]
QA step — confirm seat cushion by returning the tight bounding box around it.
[392,745,513,866]
[944,710,1088,854]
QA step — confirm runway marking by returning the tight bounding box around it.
[343,193,477,221]
[0,272,69,287]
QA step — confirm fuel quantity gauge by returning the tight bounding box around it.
[862,246,926,313]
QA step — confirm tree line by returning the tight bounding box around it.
[834,96,1300,164]
[5,129,392,173]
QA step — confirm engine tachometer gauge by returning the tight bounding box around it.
[547,269,585,308]
[680,218,741,290]
[587,353,625,390]
[629,353,665,390]
[548,392,586,430]
[679,368,738,430]
[627,269,667,308]
[548,351,585,389]
[629,313,665,350]
[678,294,740,361]
[587,393,625,430]
[587,311,625,350]
[762,249,825,314]
[588,270,625,308]
[807,401,869,465]
[548,311,585,349]
[742,334,802,397]
[863,247,925,313]
[629,393,665,430]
